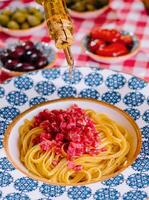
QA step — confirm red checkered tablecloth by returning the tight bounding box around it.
[0,0,149,82]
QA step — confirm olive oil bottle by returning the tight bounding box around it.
[36,0,74,74]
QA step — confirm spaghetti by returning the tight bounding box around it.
[19,105,130,184]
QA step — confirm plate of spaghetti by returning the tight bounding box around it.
[4,98,141,186]
[0,67,148,199]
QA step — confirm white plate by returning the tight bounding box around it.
[4,98,141,186]
[0,67,148,200]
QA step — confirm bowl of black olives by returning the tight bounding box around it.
[66,0,110,19]
[0,3,46,37]
[0,40,56,76]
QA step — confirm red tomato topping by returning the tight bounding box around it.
[73,165,83,171]
[33,105,101,167]
[90,28,121,42]
[96,42,128,57]
[67,161,75,169]
[52,159,59,166]
[40,132,52,141]
[67,161,83,171]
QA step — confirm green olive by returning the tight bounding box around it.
[7,21,20,29]
[97,0,109,6]
[1,9,12,16]
[67,0,109,12]
[86,4,95,11]
[27,7,39,14]
[27,15,41,26]
[34,11,44,22]
[71,2,86,12]
[17,8,28,14]
[21,22,30,29]
[0,14,9,26]
[12,12,26,23]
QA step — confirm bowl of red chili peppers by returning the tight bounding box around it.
[82,28,140,63]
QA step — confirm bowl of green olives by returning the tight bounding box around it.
[0,3,46,37]
[66,0,110,19]
[0,40,56,77]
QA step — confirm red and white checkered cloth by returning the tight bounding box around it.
[0,0,149,82]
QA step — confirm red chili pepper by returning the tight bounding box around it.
[120,35,133,45]
[88,39,105,53]
[96,42,129,57]
[91,28,121,42]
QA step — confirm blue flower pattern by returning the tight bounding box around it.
[42,68,60,80]
[140,141,149,156]
[0,68,148,199]
[124,108,141,120]
[94,188,120,200]
[0,86,5,98]
[67,186,92,200]
[106,74,126,89]
[14,76,33,91]
[58,86,77,97]
[3,193,30,200]
[35,81,56,96]
[0,121,7,136]
[132,157,149,172]
[102,91,121,104]
[0,157,15,171]
[29,96,47,106]
[84,72,103,87]
[123,190,147,200]
[6,91,28,106]
[123,92,145,107]
[128,77,147,90]
[62,69,82,85]
[39,184,66,197]
[142,110,149,123]
[0,136,3,149]
[126,173,149,189]
[102,174,124,186]
[14,177,38,192]
[0,172,13,187]
[141,126,149,140]
[0,106,20,121]
[79,88,100,99]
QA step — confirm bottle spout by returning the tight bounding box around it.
[64,47,74,67]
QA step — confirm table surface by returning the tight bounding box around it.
[0,0,149,82]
